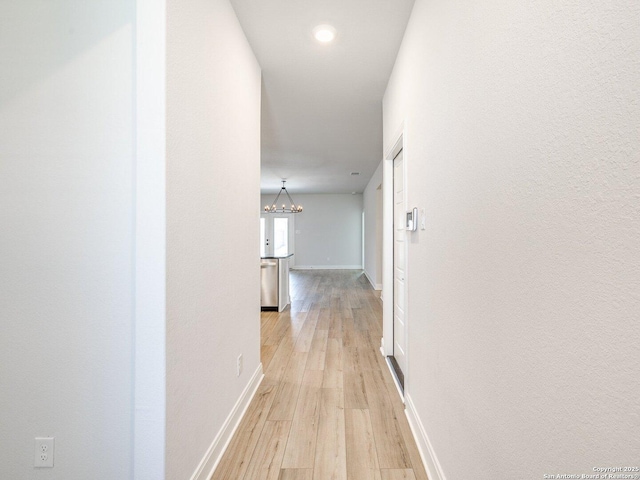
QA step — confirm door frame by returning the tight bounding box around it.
[382,122,408,396]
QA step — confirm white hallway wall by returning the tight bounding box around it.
[0,0,261,479]
[385,1,640,479]
[0,2,135,479]
[166,0,261,478]
[262,194,364,268]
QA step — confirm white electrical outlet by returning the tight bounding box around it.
[237,354,243,377]
[34,437,54,468]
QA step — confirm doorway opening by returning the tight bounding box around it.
[260,214,293,259]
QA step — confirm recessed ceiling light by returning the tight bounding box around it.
[313,24,336,43]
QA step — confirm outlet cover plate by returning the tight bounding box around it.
[34,437,54,468]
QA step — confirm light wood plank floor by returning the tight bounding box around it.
[211,270,428,480]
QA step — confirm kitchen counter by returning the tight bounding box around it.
[260,253,294,259]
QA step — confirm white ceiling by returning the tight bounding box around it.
[229,0,416,194]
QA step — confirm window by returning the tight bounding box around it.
[273,217,288,256]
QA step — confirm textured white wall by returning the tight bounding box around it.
[0,2,135,479]
[166,0,261,477]
[363,162,383,287]
[262,194,364,268]
[384,0,640,478]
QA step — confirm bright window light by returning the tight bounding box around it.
[273,218,289,257]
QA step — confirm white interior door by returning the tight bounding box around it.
[260,215,272,256]
[260,217,267,257]
[393,150,407,376]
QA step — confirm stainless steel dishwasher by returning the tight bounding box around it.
[260,259,278,310]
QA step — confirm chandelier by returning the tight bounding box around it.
[264,180,303,213]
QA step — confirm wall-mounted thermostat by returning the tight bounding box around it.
[406,207,418,231]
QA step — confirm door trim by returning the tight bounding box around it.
[382,122,406,400]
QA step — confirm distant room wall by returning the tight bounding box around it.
[262,193,364,269]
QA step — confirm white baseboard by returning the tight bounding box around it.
[190,363,264,480]
[404,393,447,480]
[363,270,382,290]
[291,265,363,270]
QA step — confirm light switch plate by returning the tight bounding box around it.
[406,207,418,231]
